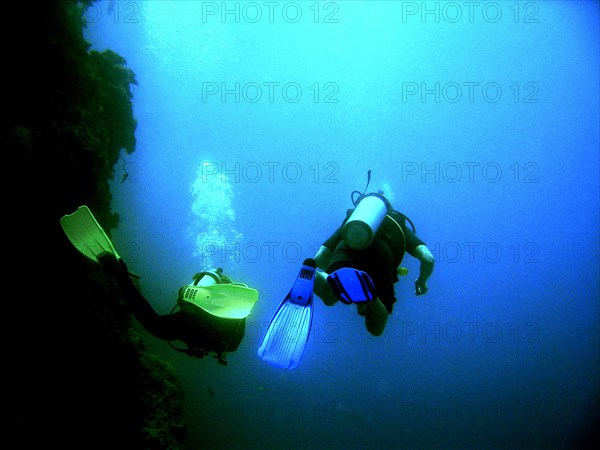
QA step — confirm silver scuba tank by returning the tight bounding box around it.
[193,269,222,286]
[342,192,391,249]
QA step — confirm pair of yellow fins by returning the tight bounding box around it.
[60,205,258,320]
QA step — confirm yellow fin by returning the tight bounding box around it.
[179,284,258,319]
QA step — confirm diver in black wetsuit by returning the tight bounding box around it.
[313,177,434,336]
[98,252,246,365]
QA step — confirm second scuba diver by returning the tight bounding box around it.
[313,173,435,336]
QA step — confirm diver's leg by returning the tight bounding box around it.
[314,270,338,306]
[364,298,389,336]
[98,253,181,341]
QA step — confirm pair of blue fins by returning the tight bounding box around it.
[258,258,375,370]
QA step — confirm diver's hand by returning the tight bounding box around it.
[415,278,428,296]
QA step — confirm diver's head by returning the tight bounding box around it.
[376,182,394,203]
[374,189,393,211]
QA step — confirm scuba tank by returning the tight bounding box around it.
[343,192,391,249]
[192,268,222,286]
[342,170,417,249]
[342,169,391,249]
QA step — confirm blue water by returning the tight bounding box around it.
[84,1,599,448]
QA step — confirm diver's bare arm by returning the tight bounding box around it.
[412,244,434,284]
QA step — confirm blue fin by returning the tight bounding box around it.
[257,259,316,369]
[327,268,375,304]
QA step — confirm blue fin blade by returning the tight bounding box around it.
[257,299,313,369]
[257,259,316,369]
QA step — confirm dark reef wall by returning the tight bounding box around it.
[3,2,185,448]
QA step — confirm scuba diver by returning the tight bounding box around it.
[314,171,434,336]
[60,205,258,365]
[257,171,434,371]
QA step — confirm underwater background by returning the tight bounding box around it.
[77,1,598,448]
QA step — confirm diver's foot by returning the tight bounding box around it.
[364,299,389,336]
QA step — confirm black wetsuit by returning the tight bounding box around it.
[323,209,425,314]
